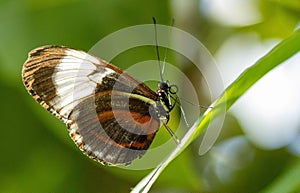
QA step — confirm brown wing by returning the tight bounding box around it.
[22,45,163,165]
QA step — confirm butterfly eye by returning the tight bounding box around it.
[158,81,169,91]
[168,84,178,94]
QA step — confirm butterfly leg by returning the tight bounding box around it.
[162,121,180,144]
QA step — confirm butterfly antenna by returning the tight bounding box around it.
[153,17,164,82]
[161,18,175,79]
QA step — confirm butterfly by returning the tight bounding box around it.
[22,45,179,165]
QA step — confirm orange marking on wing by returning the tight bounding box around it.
[94,109,160,149]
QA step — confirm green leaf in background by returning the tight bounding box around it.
[131,28,300,193]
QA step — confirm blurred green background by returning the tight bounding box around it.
[1,0,300,192]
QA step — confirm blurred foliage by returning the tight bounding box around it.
[0,0,299,193]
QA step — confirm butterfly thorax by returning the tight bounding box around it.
[156,81,173,123]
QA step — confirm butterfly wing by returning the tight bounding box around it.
[22,45,162,165]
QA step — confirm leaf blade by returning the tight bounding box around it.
[131,28,300,193]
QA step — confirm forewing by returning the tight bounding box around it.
[22,45,161,165]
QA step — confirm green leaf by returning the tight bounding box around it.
[131,28,300,193]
